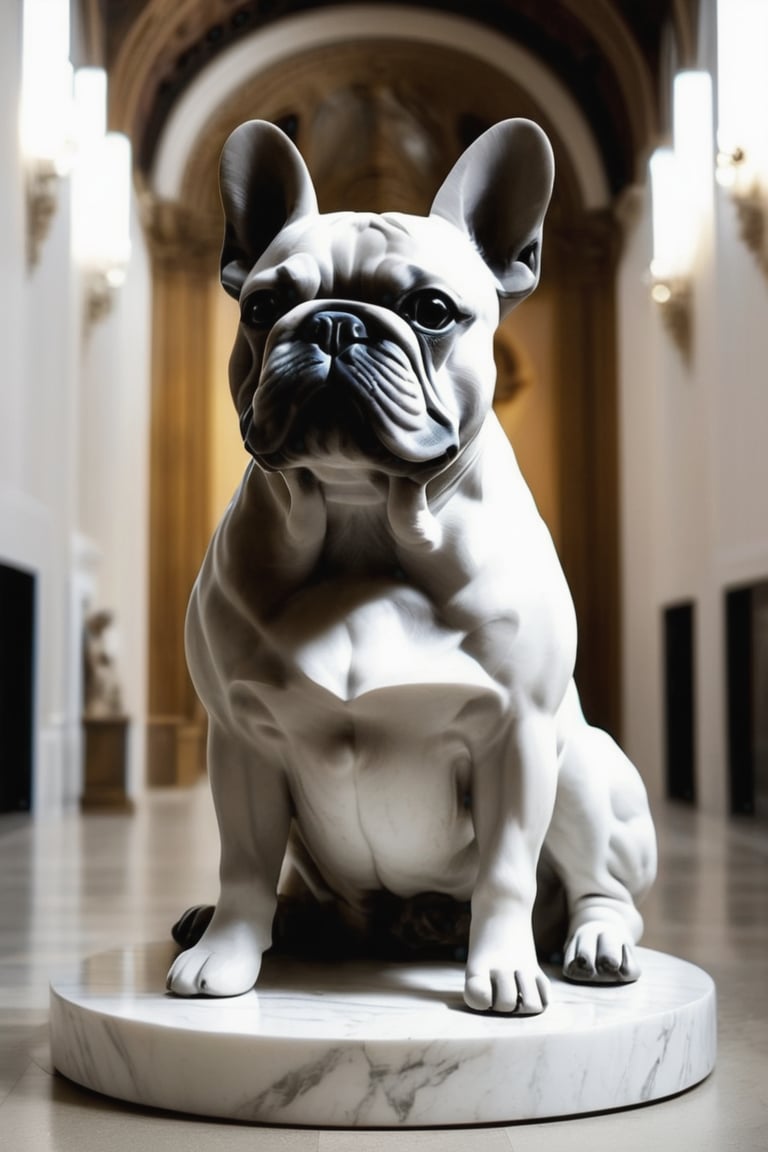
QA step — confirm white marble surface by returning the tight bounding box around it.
[170,117,656,1012]
[50,944,715,1127]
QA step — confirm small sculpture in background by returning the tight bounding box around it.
[83,609,124,719]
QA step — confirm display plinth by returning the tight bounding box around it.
[50,943,715,1127]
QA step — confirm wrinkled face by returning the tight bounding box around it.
[231,211,500,477]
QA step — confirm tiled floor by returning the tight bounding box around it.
[1,783,766,1151]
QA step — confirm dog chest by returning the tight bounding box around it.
[281,682,494,898]
[251,581,506,896]
[264,576,508,702]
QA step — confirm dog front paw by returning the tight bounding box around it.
[167,922,266,997]
[563,920,640,984]
[464,960,550,1015]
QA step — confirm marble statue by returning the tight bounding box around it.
[167,118,657,1014]
[83,609,124,718]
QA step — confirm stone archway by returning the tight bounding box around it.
[141,19,625,784]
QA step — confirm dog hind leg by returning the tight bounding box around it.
[545,705,657,984]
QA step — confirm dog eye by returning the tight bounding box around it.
[399,290,458,333]
[241,290,282,329]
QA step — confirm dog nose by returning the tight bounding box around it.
[299,310,368,356]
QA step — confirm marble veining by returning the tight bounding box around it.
[50,943,716,1126]
[1,784,761,1148]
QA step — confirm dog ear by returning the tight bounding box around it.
[219,120,318,298]
[430,119,554,311]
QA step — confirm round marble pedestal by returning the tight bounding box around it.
[50,943,715,1127]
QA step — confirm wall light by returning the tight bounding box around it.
[72,69,132,324]
[73,67,107,149]
[717,0,768,277]
[20,0,74,266]
[649,147,692,356]
[648,70,713,360]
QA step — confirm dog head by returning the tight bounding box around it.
[219,119,554,479]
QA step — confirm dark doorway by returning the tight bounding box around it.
[0,563,35,813]
[726,582,768,817]
[663,602,696,804]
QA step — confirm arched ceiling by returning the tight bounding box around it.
[177,39,562,218]
[81,0,697,231]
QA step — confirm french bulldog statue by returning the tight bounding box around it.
[167,118,657,1014]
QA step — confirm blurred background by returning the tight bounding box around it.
[2,0,766,826]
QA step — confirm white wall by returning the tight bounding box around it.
[22,175,82,808]
[0,2,152,811]
[617,0,768,814]
[0,4,25,496]
[617,193,664,800]
[0,0,73,811]
[76,196,152,798]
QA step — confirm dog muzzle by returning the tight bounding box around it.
[241,306,460,472]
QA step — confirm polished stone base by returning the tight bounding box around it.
[50,944,716,1127]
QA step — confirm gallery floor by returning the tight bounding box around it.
[1,780,766,1151]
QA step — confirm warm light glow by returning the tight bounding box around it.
[673,71,713,224]
[648,73,711,285]
[71,63,133,311]
[20,61,73,170]
[20,0,73,170]
[74,68,107,149]
[102,133,133,270]
[649,148,691,281]
[21,0,70,84]
[647,69,712,348]
[73,133,132,273]
[717,0,768,176]
[715,152,739,189]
